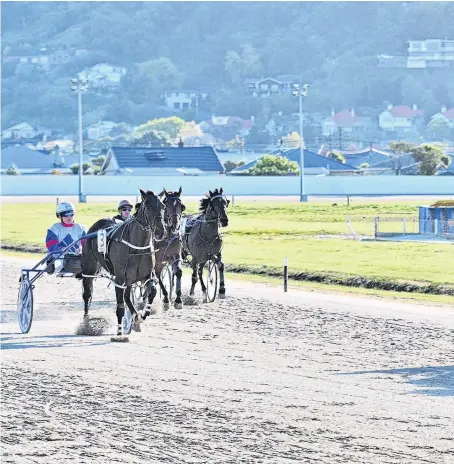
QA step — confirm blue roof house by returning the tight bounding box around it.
[100,146,225,175]
[229,148,359,176]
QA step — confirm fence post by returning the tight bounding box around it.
[135,196,138,205]
[403,218,407,235]
[347,195,350,206]
[434,219,439,235]
[56,197,59,206]
[374,217,379,239]
[284,257,288,293]
[232,195,235,207]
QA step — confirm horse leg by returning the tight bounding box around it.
[217,254,226,299]
[82,277,94,318]
[189,261,198,296]
[115,286,126,336]
[174,259,183,309]
[143,278,158,318]
[155,262,170,309]
[198,262,208,303]
[124,285,142,332]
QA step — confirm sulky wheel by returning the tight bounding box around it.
[202,259,218,303]
[17,275,34,334]
[160,263,173,302]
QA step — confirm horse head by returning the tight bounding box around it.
[159,186,186,234]
[137,189,166,240]
[201,187,230,227]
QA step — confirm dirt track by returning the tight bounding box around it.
[1,256,454,463]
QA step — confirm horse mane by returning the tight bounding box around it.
[199,188,222,213]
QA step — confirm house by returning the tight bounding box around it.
[87,121,118,140]
[245,76,297,98]
[229,148,359,176]
[378,104,424,132]
[429,106,454,128]
[78,63,127,87]
[199,116,253,138]
[100,146,224,176]
[362,153,420,176]
[1,146,84,175]
[161,90,208,110]
[342,149,391,168]
[407,39,454,68]
[2,122,37,140]
[322,109,367,137]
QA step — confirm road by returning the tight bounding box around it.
[1,255,453,463]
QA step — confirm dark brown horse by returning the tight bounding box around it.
[80,189,165,336]
[182,188,230,301]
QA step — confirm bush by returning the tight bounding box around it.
[91,155,106,167]
[224,160,246,172]
[70,162,92,175]
[247,155,299,176]
[6,164,20,175]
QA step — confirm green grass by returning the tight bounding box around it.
[1,200,452,289]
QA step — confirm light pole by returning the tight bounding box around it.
[292,82,309,202]
[70,77,88,203]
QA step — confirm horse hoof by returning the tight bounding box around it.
[219,293,226,299]
[174,302,183,310]
[163,302,170,310]
[132,321,142,333]
[202,295,208,303]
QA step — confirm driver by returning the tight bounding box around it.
[113,199,133,223]
[45,201,87,274]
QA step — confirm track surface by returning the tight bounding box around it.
[1,256,454,463]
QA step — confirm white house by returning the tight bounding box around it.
[78,63,127,87]
[429,106,454,128]
[407,39,454,68]
[378,104,424,131]
[162,91,208,110]
[2,122,37,139]
[87,121,118,140]
[245,75,297,98]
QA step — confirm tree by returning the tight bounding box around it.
[224,160,246,172]
[130,129,171,147]
[139,57,184,97]
[388,141,416,175]
[327,151,345,164]
[135,117,186,140]
[247,155,299,176]
[426,118,453,141]
[224,44,263,83]
[360,162,369,169]
[226,136,244,150]
[411,143,451,175]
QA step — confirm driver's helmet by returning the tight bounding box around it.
[56,201,76,218]
[118,199,133,211]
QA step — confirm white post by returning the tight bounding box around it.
[403,218,407,235]
[284,257,288,292]
[434,219,439,235]
[78,89,86,203]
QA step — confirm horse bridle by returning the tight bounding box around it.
[163,196,184,230]
[208,194,228,221]
[136,196,164,235]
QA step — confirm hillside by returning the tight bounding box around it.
[1,1,454,134]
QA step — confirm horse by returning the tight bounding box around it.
[182,188,230,301]
[80,189,165,336]
[153,187,186,309]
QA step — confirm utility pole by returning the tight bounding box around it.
[71,77,88,203]
[292,82,309,202]
[338,127,343,151]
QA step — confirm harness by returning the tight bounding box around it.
[81,204,162,288]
